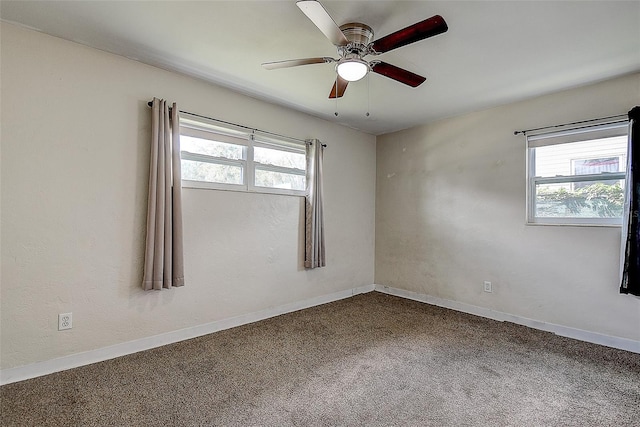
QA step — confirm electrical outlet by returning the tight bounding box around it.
[483,281,492,293]
[58,313,72,330]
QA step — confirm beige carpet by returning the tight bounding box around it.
[1,292,639,426]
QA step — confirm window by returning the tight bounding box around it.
[526,121,628,226]
[179,115,306,195]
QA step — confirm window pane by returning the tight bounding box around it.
[254,146,305,170]
[181,135,244,160]
[255,169,305,191]
[182,159,243,185]
[179,121,306,194]
[534,179,624,218]
[533,136,627,178]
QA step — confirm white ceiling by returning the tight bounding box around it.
[2,1,639,135]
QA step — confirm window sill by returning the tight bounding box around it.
[182,180,305,198]
[526,221,622,228]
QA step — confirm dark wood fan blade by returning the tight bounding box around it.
[329,76,349,98]
[262,57,334,70]
[370,15,448,54]
[371,62,426,87]
[297,0,349,46]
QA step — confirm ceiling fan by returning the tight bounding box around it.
[262,0,448,99]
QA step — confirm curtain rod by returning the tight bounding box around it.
[147,101,326,147]
[513,113,628,136]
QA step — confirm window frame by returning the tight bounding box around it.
[525,121,628,227]
[179,115,307,197]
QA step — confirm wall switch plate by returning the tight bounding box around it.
[483,281,492,293]
[58,313,72,330]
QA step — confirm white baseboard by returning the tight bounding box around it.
[0,284,375,385]
[3,282,637,385]
[374,284,640,354]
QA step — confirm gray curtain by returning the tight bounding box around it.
[305,139,326,268]
[142,98,185,290]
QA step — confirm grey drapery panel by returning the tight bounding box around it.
[142,98,185,290]
[620,106,640,296]
[305,139,326,268]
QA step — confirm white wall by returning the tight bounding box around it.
[376,73,640,342]
[0,23,376,370]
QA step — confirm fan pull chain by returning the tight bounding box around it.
[366,72,370,118]
[334,76,339,116]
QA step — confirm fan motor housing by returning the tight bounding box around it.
[339,22,374,52]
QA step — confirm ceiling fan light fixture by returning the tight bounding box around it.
[336,59,368,82]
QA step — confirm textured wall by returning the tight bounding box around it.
[376,73,640,341]
[0,23,376,369]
